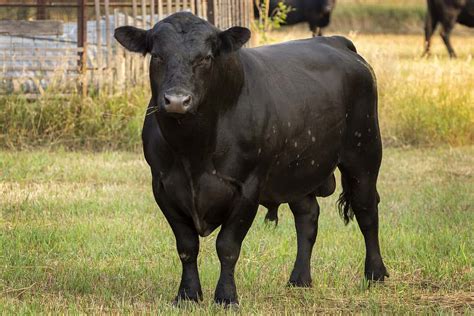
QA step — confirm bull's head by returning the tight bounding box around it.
[114,12,250,116]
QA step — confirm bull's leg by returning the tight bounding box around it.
[288,195,320,287]
[152,179,202,303]
[309,24,318,37]
[440,22,457,58]
[339,65,388,282]
[311,27,322,37]
[339,158,388,282]
[171,221,202,303]
[348,175,387,281]
[264,204,279,225]
[214,198,259,306]
[423,14,438,57]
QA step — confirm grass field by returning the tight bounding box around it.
[1,9,473,313]
[1,146,473,313]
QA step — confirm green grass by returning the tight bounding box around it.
[0,91,146,151]
[1,147,473,313]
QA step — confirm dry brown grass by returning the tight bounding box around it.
[261,29,474,146]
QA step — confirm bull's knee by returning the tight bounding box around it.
[216,237,239,263]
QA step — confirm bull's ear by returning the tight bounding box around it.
[114,26,149,54]
[219,27,251,53]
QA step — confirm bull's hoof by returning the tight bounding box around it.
[172,290,202,306]
[264,215,278,226]
[288,276,312,288]
[288,267,312,287]
[214,296,239,308]
[365,262,389,282]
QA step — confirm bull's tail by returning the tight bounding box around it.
[337,172,355,225]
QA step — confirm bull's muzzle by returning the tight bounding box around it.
[163,92,193,114]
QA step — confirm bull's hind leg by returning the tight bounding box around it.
[288,195,320,287]
[338,145,388,281]
[440,22,457,58]
[422,5,438,57]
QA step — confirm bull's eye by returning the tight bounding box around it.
[151,54,163,63]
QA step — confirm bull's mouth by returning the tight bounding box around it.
[162,108,196,120]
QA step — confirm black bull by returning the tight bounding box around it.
[423,0,474,58]
[254,0,336,37]
[114,12,388,305]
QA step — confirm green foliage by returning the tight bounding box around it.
[0,147,473,313]
[253,0,293,44]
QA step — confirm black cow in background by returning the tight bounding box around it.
[423,0,474,57]
[255,0,336,37]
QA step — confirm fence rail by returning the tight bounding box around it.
[0,0,253,96]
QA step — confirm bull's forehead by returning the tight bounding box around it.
[150,14,216,58]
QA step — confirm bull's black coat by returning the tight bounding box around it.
[255,0,336,36]
[114,12,387,305]
[423,0,474,57]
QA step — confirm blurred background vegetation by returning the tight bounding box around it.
[1,0,473,150]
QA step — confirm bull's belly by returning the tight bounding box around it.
[458,13,474,27]
[259,116,344,204]
[259,143,340,203]
[260,158,338,204]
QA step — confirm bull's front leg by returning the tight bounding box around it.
[152,179,202,303]
[214,195,259,306]
[170,221,202,303]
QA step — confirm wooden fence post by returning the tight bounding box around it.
[167,0,173,15]
[207,0,215,25]
[77,0,87,96]
[151,0,156,25]
[158,0,163,20]
[94,0,102,93]
[114,8,125,92]
[132,0,138,84]
[104,0,112,93]
[141,0,147,85]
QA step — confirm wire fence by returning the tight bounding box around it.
[0,0,253,96]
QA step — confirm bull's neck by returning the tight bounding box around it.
[155,52,244,164]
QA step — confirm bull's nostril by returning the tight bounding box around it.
[164,94,171,105]
[182,95,191,107]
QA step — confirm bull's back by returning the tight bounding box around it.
[240,36,372,129]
